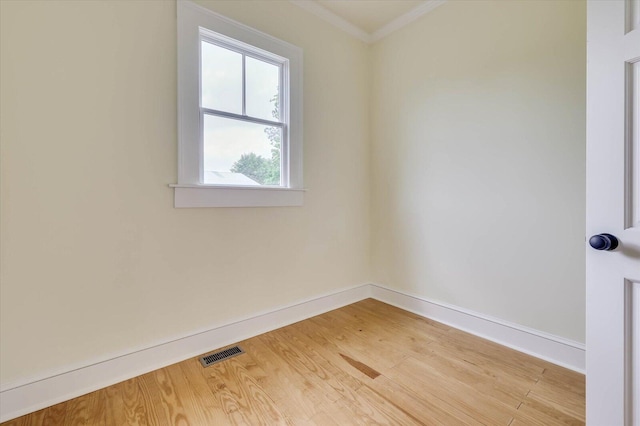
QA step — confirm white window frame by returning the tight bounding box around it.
[173,0,304,208]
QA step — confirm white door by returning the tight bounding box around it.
[586,0,640,424]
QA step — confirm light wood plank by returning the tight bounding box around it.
[204,354,289,425]
[95,382,128,426]
[178,358,236,424]
[388,356,518,425]
[511,396,585,426]
[62,391,93,426]
[120,377,164,425]
[238,334,325,423]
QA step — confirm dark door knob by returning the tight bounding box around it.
[589,233,619,251]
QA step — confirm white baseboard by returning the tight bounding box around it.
[369,284,586,373]
[0,284,371,423]
[0,282,585,422]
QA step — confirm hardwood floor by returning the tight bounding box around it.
[2,299,585,425]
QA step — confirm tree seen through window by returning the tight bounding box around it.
[230,93,281,185]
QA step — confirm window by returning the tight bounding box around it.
[173,1,303,207]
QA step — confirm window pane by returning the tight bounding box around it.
[203,115,282,186]
[201,41,242,114]
[246,56,280,121]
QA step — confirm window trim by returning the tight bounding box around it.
[173,0,304,208]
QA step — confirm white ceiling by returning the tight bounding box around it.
[290,0,446,43]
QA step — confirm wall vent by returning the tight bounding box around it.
[199,346,244,367]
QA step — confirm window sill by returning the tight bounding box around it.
[170,184,305,208]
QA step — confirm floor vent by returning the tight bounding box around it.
[199,346,244,367]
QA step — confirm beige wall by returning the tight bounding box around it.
[371,0,586,342]
[1,0,587,389]
[0,0,370,385]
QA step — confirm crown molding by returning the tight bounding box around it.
[370,0,447,42]
[289,0,447,44]
[289,0,371,43]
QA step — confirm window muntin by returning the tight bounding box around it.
[199,33,286,187]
